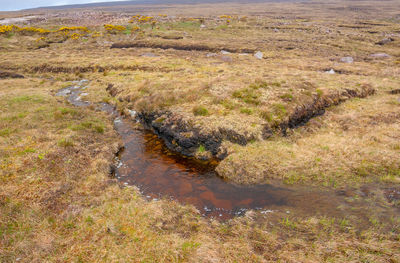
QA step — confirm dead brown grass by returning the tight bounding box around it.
[1,1,400,262]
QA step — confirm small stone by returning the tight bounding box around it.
[200,24,206,28]
[325,69,335,74]
[370,53,391,59]
[141,53,159,58]
[273,28,279,32]
[206,52,217,57]
[221,50,231,55]
[340,56,354,63]
[128,109,137,118]
[376,37,394,45]
[220,55,232,62]
[254,51,263,59]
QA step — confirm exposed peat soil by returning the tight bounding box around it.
[56,81,399,220]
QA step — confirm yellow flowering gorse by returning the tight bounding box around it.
[104,24,126,33]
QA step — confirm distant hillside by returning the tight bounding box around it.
[26,0,305,11]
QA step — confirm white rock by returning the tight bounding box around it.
[254,51,263,59]
[128,109,137,118]
[221,50,231,55]
[370,53,391,59]
[325,69,335,74]
[200,24,206,28]
[340,56,354,63]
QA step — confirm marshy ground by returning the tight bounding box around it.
[1,0,400,262]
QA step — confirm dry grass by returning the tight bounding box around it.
[1,1,400,262]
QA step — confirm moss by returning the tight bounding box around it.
[198,144,206,153]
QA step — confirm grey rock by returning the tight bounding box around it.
[141,52,159,58]
[55,88,71,96]
[376,37,394,45]
[221,50,231,55]
[220,55,233,62]
[370,53,391,59]
[206,53,217,58]
[254,51,263,59]
[340,56,354,63]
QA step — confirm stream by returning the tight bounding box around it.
[56,80,398,220]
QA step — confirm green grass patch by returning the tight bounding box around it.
[9,95,45,104]
[232,87,261,105]
[58,138,74,147]
[240,107,253,115]
[272,103,287,119]
[0,128,13,137]
[198,144,206,153]
[279,93,293,101]
[220,99,236,110]
[70,120,105,133]
[259,110,273,122]
[193,105,209,116]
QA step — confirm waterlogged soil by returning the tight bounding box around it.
[56,81,399,220]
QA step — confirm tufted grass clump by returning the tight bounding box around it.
[193,105,209,116]
[232,87,261,105]
[240,107,253,115]
[58,138,74,147]
[70,120,105,133]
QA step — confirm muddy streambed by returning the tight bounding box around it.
[56,81,398,220]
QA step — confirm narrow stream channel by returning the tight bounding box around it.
[56,81,395,220]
